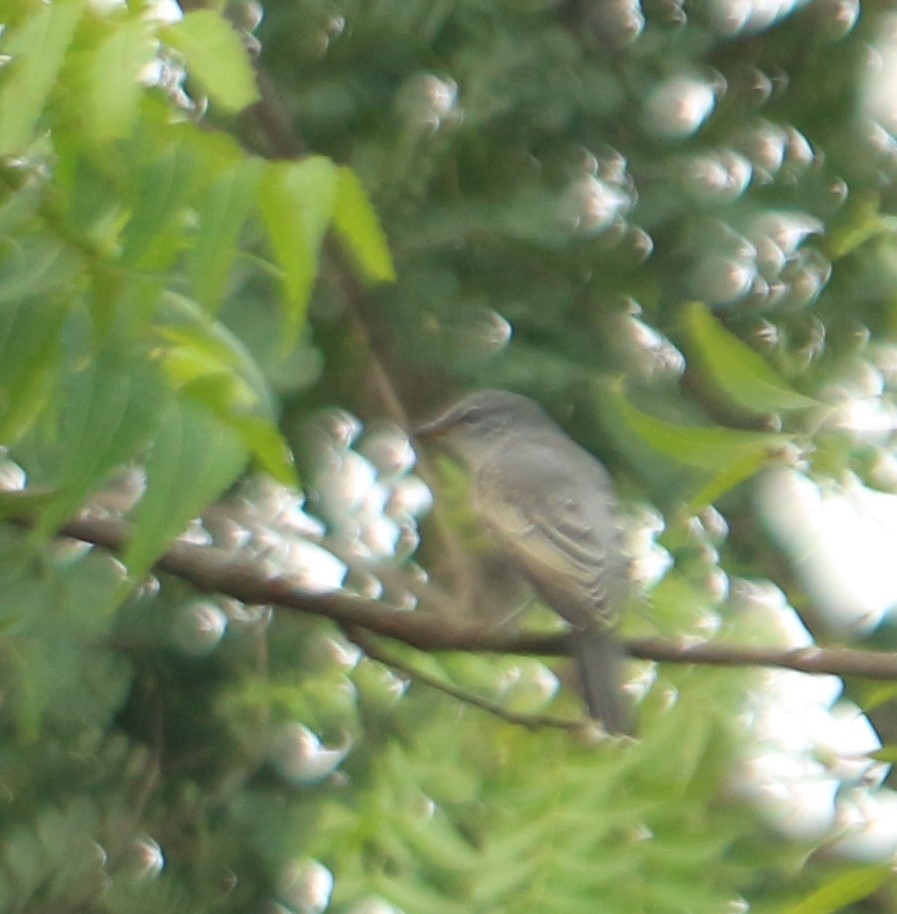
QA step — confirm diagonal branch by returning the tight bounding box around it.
[345,625,581,731]
[16,509,897,683]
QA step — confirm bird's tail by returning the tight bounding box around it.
[572,628,632,736]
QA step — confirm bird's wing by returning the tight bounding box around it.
[476,450,619,627]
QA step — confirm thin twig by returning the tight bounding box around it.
[346,625,580,730]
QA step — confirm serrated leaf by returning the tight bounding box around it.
[684,302,818,415]
[333,166,396,282]
[259,157,339,340]
[784,866,891,914]
[687,447,778,509]
[161,9,259,113]
[88,18,156,143]
[603,382,790,473]
[189,159,263,309]
[157,318,274,417]
[0,234,82,305]
[121,143,197,268]
[229,415,296,486]
[0,180,42,237]
[34,351,168,537]
[0,0,82,155]
[258,168,313,330]
[0,294,65,443]
[155,305,295,485]
[601,382,792,506]
[124,399,248,580]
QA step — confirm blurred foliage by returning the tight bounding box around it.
[3,0,897,913]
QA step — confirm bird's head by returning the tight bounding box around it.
[414,390,549,467]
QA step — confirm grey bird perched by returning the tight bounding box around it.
[416,389,632,735]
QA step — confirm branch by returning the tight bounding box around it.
[346,626,580,731]
[18,510,897,683]
[625,638,897,680]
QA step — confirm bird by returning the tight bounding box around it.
[415,389,632,735]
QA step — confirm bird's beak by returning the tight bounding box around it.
[412,413,453,439]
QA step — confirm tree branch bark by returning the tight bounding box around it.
[18,510,897,683]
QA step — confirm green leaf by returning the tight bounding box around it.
[120,143,197,268]
[157,317,274,417]
[229,415,296,486]
[124,399,249,580]
[189,159,264,309]
[603,382,790,473]
[686,448,778,508]
[0,293,67,443]
[259,157,340,340]
[154,301,296,485]
[88,18,156,143]
[179,374,295,485]
[258,166,314,325]
[601,382,791,506]
[684,302,818,415]
[0,233,82,305]
[825,194,896,260]
[0,179,42,237]
[0,0,82,155]
[784,866,891,914]
[0,238,81,443]
[34,351,168,537]
[161,9,260,113]
[333,166,397,282]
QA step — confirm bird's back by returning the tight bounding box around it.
[473,433,628,632]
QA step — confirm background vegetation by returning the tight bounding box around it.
[2,0,897,911]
